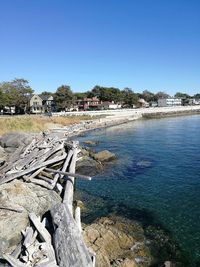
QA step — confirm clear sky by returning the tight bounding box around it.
[0,0,200,95]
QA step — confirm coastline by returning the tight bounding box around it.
[50,106,200,137]
[1,109,199,266]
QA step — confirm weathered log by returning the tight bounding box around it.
[23,167,45,181]
[44,168,92,180]
[11,243,22,259]
[0,153,67,184]
[3,253,30,267]
[63,142,78,214]
[50,203,93,267]
[28,213,57,264]
[74,206,82,233]
[22,227,36,248]
[20,138,36,158]
[44,149,73,190]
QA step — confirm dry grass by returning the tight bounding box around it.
[0,115,92,136]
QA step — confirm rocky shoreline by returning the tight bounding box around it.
[0,109,195,266]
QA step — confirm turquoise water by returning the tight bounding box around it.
[77,115,200,266]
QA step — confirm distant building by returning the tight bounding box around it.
[28,94,55,114]
[188,99,200,105]
[76,97,101,110]
[100,101,121,110]
[158,98,182,107]
[138,98,149,108]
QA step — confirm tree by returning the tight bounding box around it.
[0,78,33,113]
[140,90,156,102]
[175,92,191,99]
[89,85,122,102]
[40,91,54,98]
[54,85,74,111]
[74,92,87,99]
[193,93,200,99]
[155,91,169,100]
[121,88,138,107]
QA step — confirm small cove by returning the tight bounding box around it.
[76,115,200,266]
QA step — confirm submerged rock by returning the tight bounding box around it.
[136,160,152,168]
[0,180,61,255]
[83,216,152,267]
[83,140,99,145]
[76,156,103,176]
[93,150,116,162]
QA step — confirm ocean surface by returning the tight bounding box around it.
[77,115,200,266]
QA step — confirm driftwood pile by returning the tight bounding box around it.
[0,134,95,267]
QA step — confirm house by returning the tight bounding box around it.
[138,99,149,108]
[100,101,121,110]
[28,94,55,114]
[188,99,200,105]
[76,97,101,110]
[158,98,182,107]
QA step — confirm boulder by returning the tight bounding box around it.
[0,146,7,163]
[0,132,34,153]
[0,180,61,255]
[93,150,116,162]
[76,156,103,176]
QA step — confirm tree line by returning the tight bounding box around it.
[0,78,199,112]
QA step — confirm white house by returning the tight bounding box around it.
[158,98,182,107]
[100,101,121,109]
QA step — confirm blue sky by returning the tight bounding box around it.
[0,0,200,95]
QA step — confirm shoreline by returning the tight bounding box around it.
[50,106,200,137]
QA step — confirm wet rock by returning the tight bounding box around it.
[83,140,99,145]
[76,156,103,176]
[93,150,116,162]
[0,180,61,255]
[83,216,152,267]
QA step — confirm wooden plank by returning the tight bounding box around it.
[3,253,31,267]
[45,168,92,180]
[50,203,93,267]
[28,213,57,264]
[63,143,78,214]
[74,206,82,233]
[0,153,66,184]
[48,149,73,189]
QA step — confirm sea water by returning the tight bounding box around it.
[77,115,200,266]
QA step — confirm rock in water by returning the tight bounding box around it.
[83,140,99,145]
[83,216,151,267]
[136,160,152,168]
[76,156,103,176]
[0,180,61,255]
[93,150,116,162]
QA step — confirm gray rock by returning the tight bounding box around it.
[76,156,103,176]
[0,180,61,254]
[0,146,7,161]
[93,150,116,162]
[0,132,34,153]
